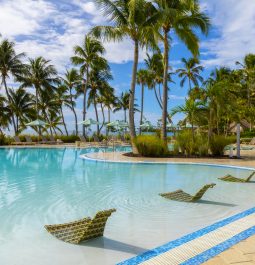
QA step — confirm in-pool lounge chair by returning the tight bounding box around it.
[25,136,36,145]
[11,136,24,145]
[159,183,216,202]
[45,209,116,244]
[249,137,255,145]
[219,171,255,183]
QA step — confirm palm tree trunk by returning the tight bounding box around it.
[35,85,42,136]
[99,103,105,133]
[69,88,78,135]
[161,29,169,142]
[154,85,162,109]
[94,98,99,135]
[106,107,111,136]
[60,106,69,136]
[129,39,139,154]
[188,78,192,92]
[158,84,163,105]
[139,83,144,135]
[3,77,17,134]
[82,69,89,136]
[124,109,127,122]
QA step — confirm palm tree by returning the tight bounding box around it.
[20,57,59,119]
[176,57,204,91]
[144,52,164,108]
[171,98,205,140]
[60,69,82,135]
[114,91,139,122]
[114,92,130,122]
[91,0,158,153]
[71,36,106,136]
[45,111,63,135]
[0,95,11,134]
[87,63,113,135]
[154,0,210,141]
[0,39,26,132]
[54,86,73,136]
[8,88,34,134]
[137,69,149,134]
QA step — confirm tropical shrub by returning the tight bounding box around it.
[134,135,168,157]
[209,135,235,156]
[0,134,12,145]
[175,130,208,156]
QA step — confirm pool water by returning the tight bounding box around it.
[0,147,254,265]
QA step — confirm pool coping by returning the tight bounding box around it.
[117,207,255,265]
[80,153,255,171]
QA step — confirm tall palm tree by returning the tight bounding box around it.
[71,35,106,136]
[114,91,139,122]
[154,0,210,141]
[54,86,73,136]
[91,0,158,153]
[0,95,11,134]
[60,69,82,135]
[114,92,130,123]
[176,57,204,91]
[171,98,205,140]
[20,57,58,117]
[8,88,34,134]
[137,69,149,134]
[144,52,164,108]
[0,39,26,132]
[87,63,113,135]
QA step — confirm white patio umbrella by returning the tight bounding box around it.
[78,118,100,126]
[139,121,153,130]
[26,119,47,126]
[26,119,47,140]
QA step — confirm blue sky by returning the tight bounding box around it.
[1,0,255,133]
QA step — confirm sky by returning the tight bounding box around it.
[0,0,255,134]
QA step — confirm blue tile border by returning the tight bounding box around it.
[117,207,255,265]
[182,226,255,265]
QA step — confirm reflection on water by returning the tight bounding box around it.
[0,147,254,265]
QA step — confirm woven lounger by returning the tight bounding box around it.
[219,171,255,183]
[159,183,216,202]
[45,209,116,244]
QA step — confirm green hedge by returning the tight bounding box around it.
[134,135,168,157]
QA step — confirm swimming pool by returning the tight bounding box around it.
[0,147,254,265]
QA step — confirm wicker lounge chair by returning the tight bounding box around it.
[159,183,216,202]
[249,137,255,145]
[219,171,255,183]
[11,136,24,145]
[79,135,91,146]
[45,209,116,244]
[25,136,36,145]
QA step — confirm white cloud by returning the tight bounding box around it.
[169,94,185,100]
[201,0,255,68]
[0,0,145,76]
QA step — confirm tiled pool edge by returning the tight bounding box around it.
[117,207,255,265]
[181,226,255,265]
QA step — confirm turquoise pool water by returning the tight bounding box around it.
[0,147,254,265]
